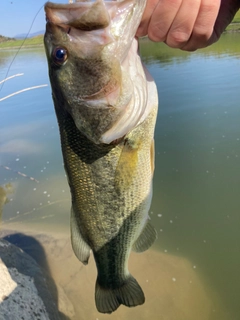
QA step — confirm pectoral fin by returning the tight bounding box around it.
[150,139,155,177]
[71,207,91,265]
[115,138,140,193]
[132,220,157,253]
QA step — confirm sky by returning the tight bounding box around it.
[0,0,68,38]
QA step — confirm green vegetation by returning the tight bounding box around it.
[0,35,43,49]
[232,8,240,23]
[225,22,240,32]
[226,9,240,32]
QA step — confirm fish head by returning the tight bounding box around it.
[44,0,150,144]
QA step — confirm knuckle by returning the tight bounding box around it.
[167,29,191,48]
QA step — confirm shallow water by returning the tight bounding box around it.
[0,33,240,319]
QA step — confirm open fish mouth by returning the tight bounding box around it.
[44,0,153,145]
[45,0,116,28]
[45,0,134,32]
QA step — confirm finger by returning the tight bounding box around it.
[165,0,201,48]
[181,0,220,51]
[147,0,183,42]
[136,0,159,37]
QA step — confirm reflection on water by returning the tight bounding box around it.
[0,33,240,319]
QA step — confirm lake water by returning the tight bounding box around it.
[0,33,240,320]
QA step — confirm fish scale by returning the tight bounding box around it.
[58,106,156,245]
[44,0,158,314]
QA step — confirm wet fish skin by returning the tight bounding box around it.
[58,102,157,314]
[44,0,158,314]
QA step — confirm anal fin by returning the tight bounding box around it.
[132,220,157,253]
[71,207,90,265]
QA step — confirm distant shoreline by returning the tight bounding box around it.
[0,35,44,50]
[0,22,240,51]
[0,44,44,50]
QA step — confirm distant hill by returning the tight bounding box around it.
[0,35,15,43]
[14,30,45,39]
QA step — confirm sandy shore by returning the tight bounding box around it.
[0,223,229,320]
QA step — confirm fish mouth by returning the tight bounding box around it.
[45,0,117,31]
[45,0,152,145]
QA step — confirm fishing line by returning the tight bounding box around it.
[0,4,44,93]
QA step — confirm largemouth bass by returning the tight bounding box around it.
[44,0,158,314]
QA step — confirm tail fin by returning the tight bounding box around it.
[95,275,145,314]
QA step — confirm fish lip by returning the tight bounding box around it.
[45,0,118,9]
[45,1,92,11]
[45,0,111,29]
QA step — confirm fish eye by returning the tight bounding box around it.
[52,47,68,65]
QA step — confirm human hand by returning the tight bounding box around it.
[137,0,240,51]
